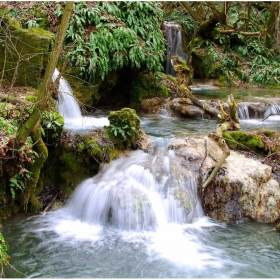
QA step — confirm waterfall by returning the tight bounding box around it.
[64,148,203,231]
[237,104,250,119]
[52,68,203,231]
[52,69,109,130]
[164,21,187,76]
[264,103,280,119]
[238,102,280,120]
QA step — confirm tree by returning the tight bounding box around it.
[266,2,280,48]
[15,2,73,210]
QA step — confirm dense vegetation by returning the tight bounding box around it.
[164,2,280,87]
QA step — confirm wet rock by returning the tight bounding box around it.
[169,137,280,223]
[132,129,155,152]
[140,97,165,114]
[168,98,206,118]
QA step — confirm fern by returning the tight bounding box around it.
[63,1,165,83]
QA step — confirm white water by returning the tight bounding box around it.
[52,69,109,130]
[5,147,242,278]
[64,148,203,231]
[164,22,187,76]
[4,82,280,277]
[237,100,280,121]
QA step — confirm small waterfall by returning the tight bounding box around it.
[238,101,280,120]
[64,148,203,231]
[52,69,109,130]
[237,104,250,119]
[164,21,187,76]
[264,103,280,119]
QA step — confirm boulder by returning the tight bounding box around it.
[169,137,280,223]
[0,24,53,87]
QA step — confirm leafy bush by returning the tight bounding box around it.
[57,2,165,83]
[41,111,64,143]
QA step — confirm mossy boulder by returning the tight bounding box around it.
[0,21,53,87]
[105,108,141,149]
[223,131,265,153]
[43,130,119,196]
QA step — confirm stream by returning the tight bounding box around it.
[2,80,280,278]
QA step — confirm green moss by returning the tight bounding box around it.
[85,139,102,156]
[77,142,85,153]
[105,108,141,149]
[60,152,81,172]
[43,129,118,196]
[7,17,21,30]
[25,94,38,103]
[129,72,170,108]
[223,131,265,154]
[0,25,53,87]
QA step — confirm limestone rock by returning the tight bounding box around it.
[169,136,280,223]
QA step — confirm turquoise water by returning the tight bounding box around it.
[3,213,280,278]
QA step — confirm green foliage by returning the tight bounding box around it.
[57,1,165,83]
[9,171,33,199]
[0,117,17,137]
[41,111,64,141]
[0,233,10,277]
[106,108,140,148]
[106,119,139,142]
[26,19,41,29]
[165,9,195,33]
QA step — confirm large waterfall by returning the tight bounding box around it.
[52,69,109,130]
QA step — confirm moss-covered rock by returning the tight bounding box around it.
[0,20,53,87]
[223,129,280,155]
[223,131,265,153]
[43,130,119,196]
[105,108,141,149]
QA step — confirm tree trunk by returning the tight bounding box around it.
[17,1,74,146]
[15,2,73,211]
[266,2,280,48]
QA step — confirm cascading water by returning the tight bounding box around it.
[164,21,187,76]
[64,148,203,231]
[52,69,109,130]
[264,102,280,119]
[237,104,250,119]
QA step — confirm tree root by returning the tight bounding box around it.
[202,125,230,192]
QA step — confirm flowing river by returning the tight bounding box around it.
[2,79,280,278]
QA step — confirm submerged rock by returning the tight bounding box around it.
[169,137,280,223]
